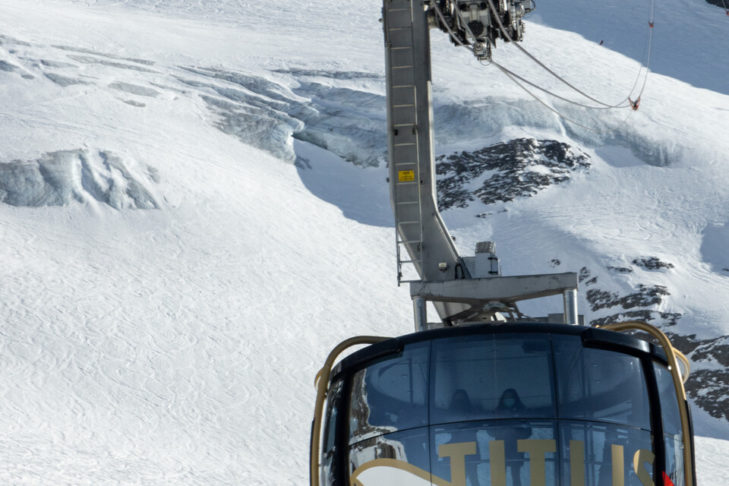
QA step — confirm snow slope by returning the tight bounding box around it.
[0,0,728,483]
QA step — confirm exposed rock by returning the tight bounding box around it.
[590,310,683,329]
[632,257,674,271]
[607,265,633,274]
[691,337,729,367]
[435,138,590,211]
[578,266,592,283]
[685,369,729,421]
[586,284,669,312]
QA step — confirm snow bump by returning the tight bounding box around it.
[0,149,160,209]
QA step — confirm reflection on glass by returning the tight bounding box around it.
[654,363,684,485]
[559,421,653,486]
[321,379,343,486]
[349,343,429,445]
[431,334,555,425]
[432,421,557,486]
[349,428,430,482]
[553,335,651,429]
[345,332,664,486]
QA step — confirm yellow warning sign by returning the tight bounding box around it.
[398,170,415,182]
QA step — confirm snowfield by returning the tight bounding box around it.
[0,0,728,483]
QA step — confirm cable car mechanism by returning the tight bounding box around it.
[310,1,696,485]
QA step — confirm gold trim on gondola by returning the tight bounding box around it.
[599,321,694,486]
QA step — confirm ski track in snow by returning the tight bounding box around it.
[0,0,728,483]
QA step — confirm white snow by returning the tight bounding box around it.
[0,0,727,483]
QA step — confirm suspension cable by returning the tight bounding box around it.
[430,1,613,129]
[431,0,655,112]
[485,0,653,109]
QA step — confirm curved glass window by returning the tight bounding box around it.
[345,331,665,486]
[432,420,557,486]
[321,379,343,486]
[348,343,429,445]
[559,421,654,486]
[553,335,651,430]
[431,334,555,425]
[654,362,685,485]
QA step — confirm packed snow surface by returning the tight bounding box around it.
[0,0,728,483]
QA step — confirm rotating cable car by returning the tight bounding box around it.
[310,1,696,484]
[311,322,694,486]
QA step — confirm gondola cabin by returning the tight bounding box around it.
[311,323,694,486]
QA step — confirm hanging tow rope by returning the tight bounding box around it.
[484,0,655,111]
[430,0,655,114]
[430,2,605,130]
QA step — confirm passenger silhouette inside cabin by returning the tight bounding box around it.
[496,388,525,414]
[449,389,472,415]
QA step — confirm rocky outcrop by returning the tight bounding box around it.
[435,138,590,211]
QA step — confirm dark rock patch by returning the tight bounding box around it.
[691,337,729,367]
[685,369,729,421]
[586,284,669,312]
[272,68,382,80]
[590,310,683,329]
[436,138,590,211]
[607,265,633,274]
[579,267,592,283]
[632,257,674,271]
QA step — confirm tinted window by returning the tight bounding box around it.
[654,363,684,484]
[349,343,429,445]
[559,421,654,486]
[653,363,682,436]
[323,379,343,453]
[349,428,430,482]
[321,379,343,486]
[431,334,555,424]
[432,421,556,486]
[554,335,651,429]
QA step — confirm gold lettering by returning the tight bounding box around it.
[517,439,557,486]
[489,440,506,486]
[438,442,477,486]
[633,449,655,486]
[612,444,625,486]
[570,440,586,486]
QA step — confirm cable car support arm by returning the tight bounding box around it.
[383,0,577,328]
